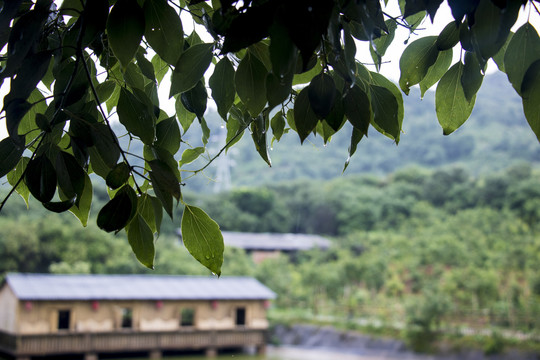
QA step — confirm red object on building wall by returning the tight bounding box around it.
[156,300,163,309]
[211,300,219,309]
[24,301,32,311]
[263,300,270,309]
[92,300,99,311]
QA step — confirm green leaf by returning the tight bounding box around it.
[344,85,371,135]
[399,36,439,94]
[89,122,121,173]
[106,162,131,190]
[343,128,364,172]
[149,159,181,218]
[225,114,245,151]
[436,22,460,50]
[266,72,293,109]
[209,57,236,120]
[435,61,476,135]
[7,157,30,207]
[0,137,24,178]
[419,48,453,98]
[369,85,400,141]
[117,88,156,145]
[137,52,158,83]
[55,151,85,200]
[325,91,346,132]
[25,155,57,203]
[181,80,207,120]
[179,147,205,166]
[293,60,322,85]
[493,32,513,73]
[127,214,155,269]
[137,194,163,234]
[271,112,286,141]
[251,114,271,166]
[63,173,93,227]
[370,72,404,133]
[152,54,170,84]
[124,62,145,90]
[144,0,184,65]
[370,19,397,70]
[461,51,484,103]
[96,81,116,103]
[181,204,224,276]
[504,23,540,95]
[106,0,145,68]
[155,116,181,154]
[236,52,268,117]
[175,95,196,133]
[97,185,138,233]
[470,0,519,61]
[308,72,336,119]
[521,59,540,142]
[170,43,213,97]
[294,87,319,143]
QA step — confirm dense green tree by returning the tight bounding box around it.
[2,0,540,273]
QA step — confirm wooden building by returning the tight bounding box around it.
[0,273,275,360]
[221,232,331,263]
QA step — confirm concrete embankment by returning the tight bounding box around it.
[270,324,538,360]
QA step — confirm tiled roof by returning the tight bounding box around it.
[221,232,331,251]
[4,273,276,301]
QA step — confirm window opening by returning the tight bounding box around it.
[121,308,133,328]
[57,310,70,330]
[180,308,195,327]
[235,307,246,326]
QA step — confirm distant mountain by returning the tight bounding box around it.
[183,72,539,192]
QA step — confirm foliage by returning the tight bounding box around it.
[2,0,540,272]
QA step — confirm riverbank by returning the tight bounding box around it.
[270,324,539,360]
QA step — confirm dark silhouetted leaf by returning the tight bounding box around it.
[209,57,235,120]
[156,116,181,154]
[149,159,181,218]
[138,194,163,234]
[461,51,484,103]
[144,0,184,65]
[308,72,336,119]
[55,151,85,199]
[106,162,131,190]
[43,197,76,213]
[181,204,224,276]
[107,0,145,67]
[294,87,319,143]
[117,88,156,145]
[170,43,213,96]
[0,137,25,178]
[181,80,207,120]
[344,85,371,135]
[236,52,268,117]
[25,155,57,203]
[97,185,138,232]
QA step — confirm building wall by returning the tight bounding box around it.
[251,250,282,264]
[0,286,18,333]
[16,298,269,335]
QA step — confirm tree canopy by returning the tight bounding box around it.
[1,0,540,274]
